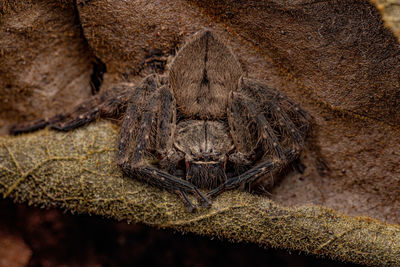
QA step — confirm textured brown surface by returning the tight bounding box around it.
[0,0,95,134]
[192,0,400,126]
[76,0,203,84]
[2,0,400,266]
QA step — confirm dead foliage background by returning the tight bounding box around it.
[1,0,400,266]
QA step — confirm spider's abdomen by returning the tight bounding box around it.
[169,30,243,119]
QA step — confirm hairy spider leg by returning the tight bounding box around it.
[240,77,311,143]
[116,75,159,163]
[10,83,134,134]
[268,98,307,159]
[228,91,286,161]
[207,158,281,197]
[176,189,197,212]
[208,84,310,198]
[117,83,211,210]
[272,94,311,144]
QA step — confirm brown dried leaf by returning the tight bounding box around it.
[2,0,400,265]
[0,0,95,134]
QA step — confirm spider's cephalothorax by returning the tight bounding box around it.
[174,120,233,189]
[11,30,311,211]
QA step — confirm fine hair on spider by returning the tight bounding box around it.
[11,29,311,212]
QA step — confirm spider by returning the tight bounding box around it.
[11,30,311,211]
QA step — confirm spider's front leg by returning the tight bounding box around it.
[208,158,283,198]
[117,84,210,211]
[208,87,310,198]
[9,77,150,134]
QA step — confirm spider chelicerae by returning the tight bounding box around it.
[11,30,311,211]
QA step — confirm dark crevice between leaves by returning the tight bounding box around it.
[90,57,107,95]
[73,0,106,95]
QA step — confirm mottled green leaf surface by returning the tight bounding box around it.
[1,122,399,266]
